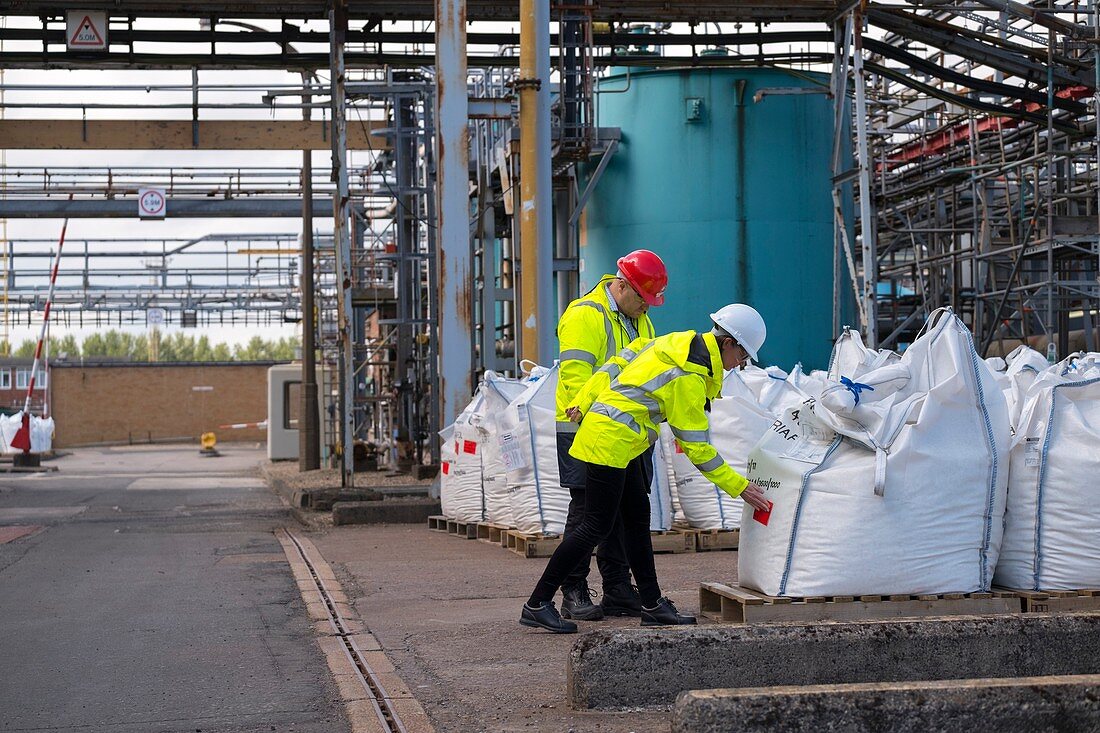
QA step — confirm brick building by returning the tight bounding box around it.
[0,358,51,415]
[47,360,282,447]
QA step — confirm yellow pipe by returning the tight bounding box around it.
[518,0,541,365]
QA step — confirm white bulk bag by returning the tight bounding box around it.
[827,326,899,381]
[648,436,674,531]
[739,310,1010,597]
[986,346,1050,430]
[668,369,772,530]
[497,365,570,535]
[994,353,1100,590]
[476,372,528,527]
[659,427,684,525]
[439,393,487,522]
[0,412,54,454]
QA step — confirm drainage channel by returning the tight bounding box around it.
[281,528,408,733]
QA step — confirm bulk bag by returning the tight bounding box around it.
[476,372,528,527]
[497,365,570,535]
[739,310,1010,597]
[995,352,1100,590]
[439,393,487,522]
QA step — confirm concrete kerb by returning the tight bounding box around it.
[259,462,327,529]
[671,675,1100,733]
[567,613,1100,710]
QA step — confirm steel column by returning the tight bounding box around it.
[300,74,321,472]
[518,0,553,365]
[852,10,879,346]
[434,0,474,428]
[329,2,355,485]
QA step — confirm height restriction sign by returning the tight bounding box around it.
[66,11,107,50]
[138,188,167,219]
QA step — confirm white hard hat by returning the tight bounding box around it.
[709,304,767,361]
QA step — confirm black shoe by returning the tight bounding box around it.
[561,580,605,621]
[520,601,578,633]
[640,597,697,626]
[601,582,643,617]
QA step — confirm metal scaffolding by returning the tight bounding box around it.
[1,0,1098,475]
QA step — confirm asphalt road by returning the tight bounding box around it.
[0,445,350,733]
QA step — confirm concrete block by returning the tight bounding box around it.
[332,498,442,525]
[672,674,1100,732]
[568,613,1100,710]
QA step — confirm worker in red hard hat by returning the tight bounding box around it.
[548,249,669,624]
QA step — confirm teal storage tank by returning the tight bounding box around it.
[581,66,844,370]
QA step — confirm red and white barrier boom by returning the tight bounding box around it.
[11,209,70,452]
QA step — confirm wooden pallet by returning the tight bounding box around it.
[475,521,510,545]
[501,528,696,559]
[426,515,480,539]
[995,587,1100,613]
[681,528,740,552]
[699,582,1019,624]
[446,518,478,539]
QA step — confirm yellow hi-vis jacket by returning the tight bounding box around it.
[555,274,656,431]
[567,330,751,500]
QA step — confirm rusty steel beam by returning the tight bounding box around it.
[0,119,389,150]
[1,0,837,22]
[435,0,475,428]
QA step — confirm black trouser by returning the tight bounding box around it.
[557,432,631,589]
[529,457,661,608]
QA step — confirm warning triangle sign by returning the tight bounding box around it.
[69,15,105,48]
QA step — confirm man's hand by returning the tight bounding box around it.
[566,407,582,423]
[740,482,771,512]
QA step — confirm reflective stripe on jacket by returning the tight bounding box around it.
[567,330,751,500]
[555,274,656,429]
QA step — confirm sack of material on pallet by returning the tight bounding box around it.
[994,352,1100,590]
[667,369,773,530]
[648,435,675,531]
[827,326,900,381]
[739,310,1010,597]
[475,372,528,527]
[668,361,833,530]
[495,363,678,535]
[986,345,1050,429]
[0,412,55,454]
[439,392,488,522]
[497,365,570,535]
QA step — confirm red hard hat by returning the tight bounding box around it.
[617,249,668,306]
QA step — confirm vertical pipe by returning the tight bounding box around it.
[852,11,878,346]
[422,94,441,465]
[830,17,851,339]
[1094,0,1100,336]
[435,0,474,428]
[329,3,355,485]
[1046,24,1056,358]
[519,0,552,364]
[536,3,555,362]
[299,72,320,472]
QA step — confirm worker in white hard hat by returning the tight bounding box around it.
[520,303,771,633]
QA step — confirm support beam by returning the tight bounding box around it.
[435,0,474,428]
[518,0,554,365]
[0,119,388,150]
[330,1,355,486]
[0,198,336,218]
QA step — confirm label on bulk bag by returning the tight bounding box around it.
[498,431,530,472]
[1024,437,1041,467]
[753,500,774,526]
[442,462,450,475]
[463,440,478,455]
